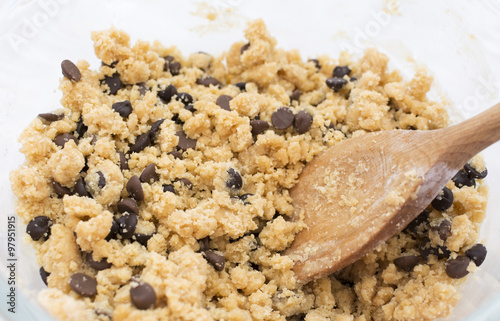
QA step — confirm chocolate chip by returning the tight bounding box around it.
[130,133,151,153]
[332,66,351,78]
[174,178,193,189]
[432,220,451,241]
[119,151,129,170]
[176,92,194,106]
[226,168,242,190]
[61,60,81,82]
[251,119,269,136]
[393,255,420,272]
[326,77,348,92]
[69,273,97,297]
[138,82,148,96]
[52,179,72,197]
[40,267,49,286]
[90,135,98,145]
[290,90,302,102]
[164,55,175,71]
[176,130,196,151]
[452,170,475,188]
[112,100,133,118]
[240,42,250,54]
[431,187,453,212]
[240,193,252,205]
[465,243,487,267]
[169,150,183,159]
[130,282,156,310]
[97,171,106,189]
[435,245,451,260]
[405,209,429,236]
[134,233,154,247]
[419,237,434,259]
[26,216,52,241]
[140,163,159,183]
[101,61,117,68]
[216,95,232,111]
[271,107,295,130]
[85,252,112,271]
[54,133,77,148]
[185,104,196,113]
[169,62,181,76]
[117,213,138,239]
[117,198,139,215]
[75,121,87,138]
[235,82,246,91]
[163,184,175,194]
[127,175,144,202]
[199,237,210,251]
[106,219,120,241]
[148,119,165,144]
[196,76,221,88]
[38,113,63,122]
[445,256,471,279]
[203,250,225,271]
[102,73,122,95]
[294,110,313,134]
[74,178,90,198]
[308,58,321,70]
[464,163,488,179]
[158,84,178,103]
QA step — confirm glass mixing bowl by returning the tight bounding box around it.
[0,1,499,320]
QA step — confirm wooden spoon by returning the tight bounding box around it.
[285,103,500,284]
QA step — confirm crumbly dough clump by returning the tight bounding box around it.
[10,19,488,321]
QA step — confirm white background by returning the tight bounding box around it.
[0,0,499,320]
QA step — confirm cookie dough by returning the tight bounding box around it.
[10,19,488,321]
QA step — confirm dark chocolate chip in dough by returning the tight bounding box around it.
[163,184,175,194]
[75,120,88,138]
[69,273,97,297]
[332,66,351,78]
[251,119,269,136]
[168,150,183,160]
[130,133,151,153]
[445,256,471,279]
[216,95,232,111]
[464,162,488,179]
[203,250,225,271]
[149,119,165,143]
[176,92,193,106]
[393,255,420,272]
[168,61,181,76]
[196,76,221,88]
[240,193,253,205]
[465,243,487,267]
[117,213,138,239]
[419,237,434,259]
[271,107,294,130]
[308,58,321,70]
[175,131,196,151]
[432,220,451,241]
[452,170,475,188]
[235,82,246,91]
[119,151,129,170]
[199,237,210,251]
[112,100,133,118]
[290,89,302,102]
[326,77,348,92]
[106,219,120,241]
[138,82,148,96]
[174,178,193,189]
[26,216,53,241]
[61,59,81,82]
[350,77,358,82]
[405,209,429,236]
[240,42,250,54]
[294,110,313,134]
[185,104,196,113]
[40,267,50,286]
[127,175,144,202]
[117,198,139,215]
[97,171,106,189]
[130,282,156,310]
[158,84,178,103]
[52,179,72,197]
[436,245,451,260]
[134,233,154,247]
[74,177,90,198]
[54,133,78,148]
[431,187,453,212]
[226,168,243,190]
[140,163,159,183]
[85,252,112,271]
[164,55,174,71]
[38,113,63,122]
[102,73,122,95]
